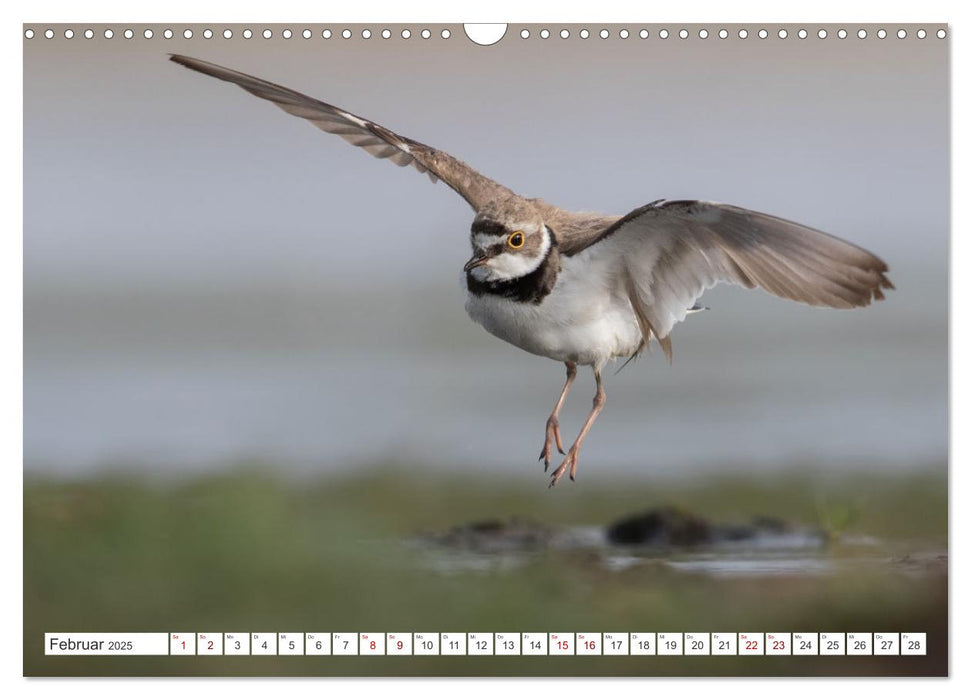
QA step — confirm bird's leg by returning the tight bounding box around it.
[549,369,606,487]
[540,362,578,471]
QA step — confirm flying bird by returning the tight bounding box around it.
[170,54,893,487]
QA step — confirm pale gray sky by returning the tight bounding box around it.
[24,25,948,475]
[25,24,948,288]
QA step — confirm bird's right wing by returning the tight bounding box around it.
[170,54,514,212]
[587,200,893,360]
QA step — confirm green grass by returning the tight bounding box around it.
[24,466,948,676]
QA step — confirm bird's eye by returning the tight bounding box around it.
[507,231,525,249]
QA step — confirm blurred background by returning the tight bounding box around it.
[24,24,948,676]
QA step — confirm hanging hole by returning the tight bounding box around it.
[463,23,506,46]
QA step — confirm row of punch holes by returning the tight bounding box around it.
[24,25,948,42]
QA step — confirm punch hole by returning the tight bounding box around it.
[323,29,333,39]
[797,29,807,39]
[659,29,669,39]
[464,23,506,46]
[837,29,847,39]
[421,29,430,39]
[917,29,926,39]
[738,29,748,39]
[204,29,213,39]
[342,29,352,39]
[897,29,906,39]
[679,29,688,39]
[401,29,411,39]
[124,29,134,39]
[520,29,529,39]
[599,29,609,39]
[64,29,74,39]
[441,29,451,39]
[143,29,153,39]
[84,28,94,39]
[639,29,649,39]
[560,29,569,39]
[778,28,788,39]
[758,29,767,39]
[579,29,589,39]
[937,29,946,38]
[540,29,550,39]
[858,29,867,39]
[223,29,232,39]
[242,29,252,39]
[282,29,292,39]
[263,29,272,39]
[699,29,708,39]
[877,29,887,39]
[619,29,629,39]
[381,29,390,39]
[24,28,34,39]
[183,29,193,39]
[817,29,827,39]
[302,29,311,39]
[163,28,173,39]
[363,29,372,39]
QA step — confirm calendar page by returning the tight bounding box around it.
[22,19,948,678]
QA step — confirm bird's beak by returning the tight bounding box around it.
[463,255,489,272]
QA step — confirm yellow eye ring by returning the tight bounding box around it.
[507,231,525,249]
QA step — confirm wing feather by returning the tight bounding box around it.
[169,54,513,211]
[597,200,893,360]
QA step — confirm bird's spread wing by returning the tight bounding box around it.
[169,54,514,211]
[591,200,893,361]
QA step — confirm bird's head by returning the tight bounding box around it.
[464,212,554,283]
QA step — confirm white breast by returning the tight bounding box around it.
[463,249,643,369]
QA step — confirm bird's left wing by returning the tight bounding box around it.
[589,200,893,361]
[169,54,514,212]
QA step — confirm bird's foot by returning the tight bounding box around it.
[548,446,580,488]
[538,416,566,471]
